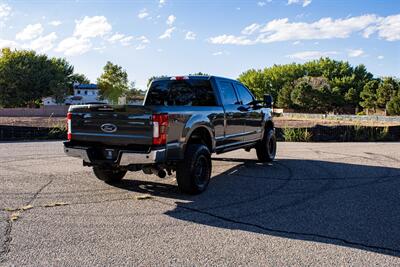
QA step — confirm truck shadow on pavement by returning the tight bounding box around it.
[115,157,400,257]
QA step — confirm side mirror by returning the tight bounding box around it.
[263,94,273,108]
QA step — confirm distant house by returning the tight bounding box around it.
[42,84,108,106]
[42,96,59,106]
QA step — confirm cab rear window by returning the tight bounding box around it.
[145,79,217,106]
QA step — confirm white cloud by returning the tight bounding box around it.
[292,40,301,45]
[185,31,196,40]
[286,50,339,60]
[0,3,11,19]
[120,36,134,46]
[56,37,92,56]
[134,36,150,50]
[159,0,166,7]
[257,2,266,7]
[348,49,364,57]
[210,14,400,45]
[137,35,150,44]
[16,23,44,41]
[258,15,378,43]
[108,33,125,43]
[107,33,136,46]
[288,0,312,7]
[159,27,176,39]
[136,44,146,50]
[49,20,62,26]
[241,23,261,35]
[25,32,57,52]
[0,39,19,49]
[138,9,149,19]
[377,55,384,60]
[208,34,254,45]
[212,51,230,56]
[376,14,400,41]
[74,16,112,38]
[166,15,176,25]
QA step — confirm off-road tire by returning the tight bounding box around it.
[256,128,277,162]
[93,166,127,183]
[176,144,212,194]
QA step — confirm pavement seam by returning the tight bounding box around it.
[0,178,54,263]
[0,219,12,263]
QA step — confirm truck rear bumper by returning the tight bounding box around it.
[64,145,166,166]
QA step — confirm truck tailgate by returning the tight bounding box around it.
[69,105,153,146]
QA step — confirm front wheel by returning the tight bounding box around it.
[176,144,212,194]
[93,166,127,183]
[256,128,277,162]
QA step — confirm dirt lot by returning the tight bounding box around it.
[274,116,400,128]
[0,117,66,128]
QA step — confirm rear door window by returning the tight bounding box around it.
[219,81,239,105]
[145,79,216,106]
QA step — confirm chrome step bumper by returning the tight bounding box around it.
[64,146,166,166]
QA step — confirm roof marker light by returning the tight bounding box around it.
[171,76,189,81]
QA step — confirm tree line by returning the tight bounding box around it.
[0,48,142,107]
[0,48,90,107]
[0,48,399,115]
[238,58,400,115]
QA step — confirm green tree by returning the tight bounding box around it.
[71,73,90,85]
[376,77,399,109]
[360,80,379,113]
[190,72,209,76]
[97,61,129,104]
[147,75,168,88]
[0,48,75,107]
[50,58,74,103]
[386,96,400,115]
[238,58,375,113]
[290,81,318,111]
[277,82,294,108]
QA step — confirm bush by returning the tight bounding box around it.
[386,96,400,115]
[283,127,313,142]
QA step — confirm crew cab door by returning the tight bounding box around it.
[217,80,246,146]
[234,83,263,142]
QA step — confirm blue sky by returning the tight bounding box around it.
[0,0,399,89]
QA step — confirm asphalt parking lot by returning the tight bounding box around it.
[0,141,400,266]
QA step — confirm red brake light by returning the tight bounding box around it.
[171,76,188,81]
[67,112,72,140]
[152,114,168,145]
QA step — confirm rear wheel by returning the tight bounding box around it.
[256,128,277,162]
[176,144,211,194]
[93,166,127,183]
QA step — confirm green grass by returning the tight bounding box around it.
[283,127,313,142]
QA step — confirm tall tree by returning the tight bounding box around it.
[360,80,379,113]
[97,61,129,104]
[376,77,399,109]
[0,48,75,107]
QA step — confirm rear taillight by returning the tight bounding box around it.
[152,114,168,145]
[67,112,72,140]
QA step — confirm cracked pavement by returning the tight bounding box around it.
[0,141,400,266]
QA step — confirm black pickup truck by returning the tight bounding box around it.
[64,75,276,194]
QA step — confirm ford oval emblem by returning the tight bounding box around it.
[100,123,117,133]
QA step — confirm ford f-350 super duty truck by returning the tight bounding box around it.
[64,75,276,194]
